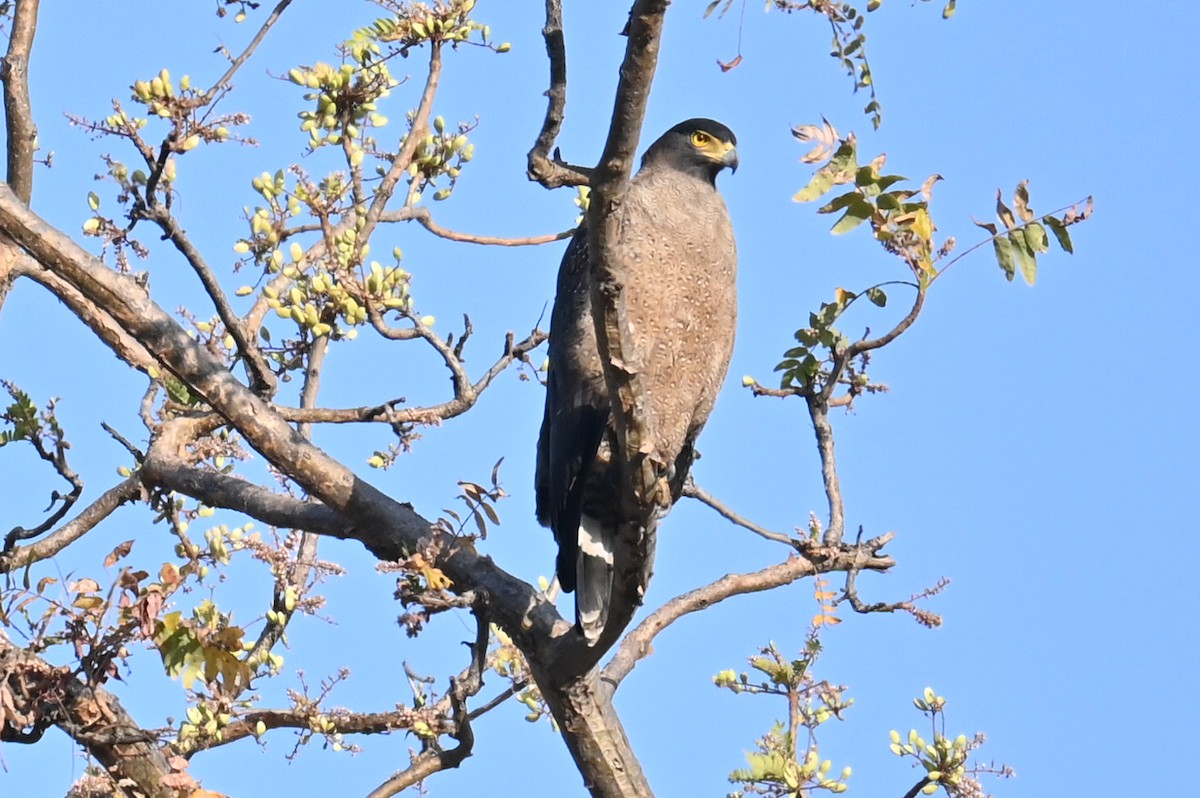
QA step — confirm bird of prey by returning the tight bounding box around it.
[535,118,739,644]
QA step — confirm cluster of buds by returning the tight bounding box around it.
[178,701,234,746]
[130,68,232,149]
[289,60,396,151]
[354,0,508,52]
[259,248,415,339]
[888,688,980,794]
[406,115,475,202]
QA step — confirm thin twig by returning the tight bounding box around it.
[275,329,546,427]
[364,593,489,798]
[901,777,934,798]
[601,536,895,693]
[0,477,143,572]
[203,0,296,103]
[143,205,276,394]
[682,480,795,546]
[466,681,523,722]
[247,333,329,664]
[401,206,573,246]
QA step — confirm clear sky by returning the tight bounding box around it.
[1,2,1195,797]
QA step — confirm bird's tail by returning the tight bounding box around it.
[576,514,615,645]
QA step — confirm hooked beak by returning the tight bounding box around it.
[720,142,739,173]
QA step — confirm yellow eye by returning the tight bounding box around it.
[690,131,711,147]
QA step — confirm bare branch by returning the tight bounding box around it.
[0,477,143,572]
[526,663,654,798]
[247,333,329,663]
[359,44,443,243]
[601,538,895,691]
[274,329,546,427]
[16,248,159,373]
[203,0,296,103]
[365,593,489,798]
[141,451,347,537]
[141,205,276,394]
[807,399,845,546]
[682,480,796,546]
[840,283,927,366]
[2,0,39,202]
[902,776,935,798]
[527,0,594,189]
[387,205,574,247]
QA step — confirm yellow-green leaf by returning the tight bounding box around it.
[1008,229,1037,285]
[992,236,1015,281]
[1043,215,1074,254]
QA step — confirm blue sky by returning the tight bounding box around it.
[1,2,1195,796]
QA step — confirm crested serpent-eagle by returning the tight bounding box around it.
[535,119,739,644]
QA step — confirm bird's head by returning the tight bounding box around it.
[642,118,739,184]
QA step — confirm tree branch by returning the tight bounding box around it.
[527,0,594,189]
[18,255,159,373]
[526,663,654,797]
[273,328,546,427]
[682,480,796,546]
[601,538,895,692]
[0,476,143,573]
[141,449,347,538]
[901,776,934,798]
[0,177,571,676]
[381,205,574,247]
[141,205,276,394]
[203,0,295,104]
[2,0,39,203]
[247,332,328,663]
[0,636,176,798]
[364,593,488,798]
[807,399,845,546]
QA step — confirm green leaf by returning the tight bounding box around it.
[795,328,819,346]
[877,192,903,211]
[1025,220,1050,253]
[817,191,860,215]
[866,287,888,307]
[854,165,877,186]
[943,0,956,18]
[1043,215,1074,253]
[992,236,1015,281]
[1008,229,1037,285]
[830,197,874,234]
[794,169,835,203]
[826,140,859,179]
